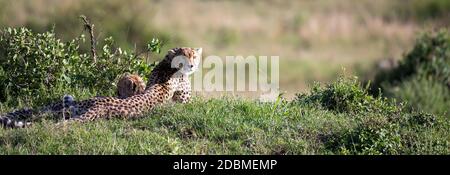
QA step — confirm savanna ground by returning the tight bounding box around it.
[0,0,449,154]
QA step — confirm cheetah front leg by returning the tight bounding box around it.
[172,89,191,103]
[172,78,192,103]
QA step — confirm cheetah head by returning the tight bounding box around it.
[169,47,202,75]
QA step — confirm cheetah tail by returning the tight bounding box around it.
[0,111,33,128]
[0,95,75,129]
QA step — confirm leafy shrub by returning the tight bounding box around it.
[293,72,449,155]
[0,27,160,105]
[373,30,450,91]
[320,103,443,155]
[407,112,438,128]
[296,76,399,114]
[371,30,450,115]
[384,76,450,116]
[331,114,404,155]
[386,0,450,22]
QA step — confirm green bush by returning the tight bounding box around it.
[327,110,446,155]
[294,74,450,155]
[372,30,450,115]
[331,114,404,155]
[384,76,450,116]
[373,30,449,89]
[0,27,159,106]
[294,76,406,154]
[389,0,450,21]
[296,76,399,115]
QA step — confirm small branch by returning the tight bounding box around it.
[80,15,97,63]
[133,43,142,59]
[133,49,148,60]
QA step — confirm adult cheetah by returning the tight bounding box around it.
[0,47,202,128]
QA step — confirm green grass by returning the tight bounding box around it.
[1,78,448,155]
[384,76,450,117]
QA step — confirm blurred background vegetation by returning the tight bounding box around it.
[0,0,448,98]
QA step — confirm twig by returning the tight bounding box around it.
[80,15,97,63]
[133,49,147,60]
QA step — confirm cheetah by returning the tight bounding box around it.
[14,73,147,122]
[0,47,202,128]
[117,73,146,99]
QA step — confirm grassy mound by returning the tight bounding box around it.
[1,77,448,155]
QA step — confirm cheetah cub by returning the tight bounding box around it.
[117,73,146,99]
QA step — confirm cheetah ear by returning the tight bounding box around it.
[165,48,177,60]
[168,48,179,55]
